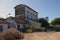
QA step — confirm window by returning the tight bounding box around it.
[0,25,2,32]
[17,25,20,30]
[27,16,29,19]
[23,24,25,27]
[8,25,10,28]
[27,11,29,13]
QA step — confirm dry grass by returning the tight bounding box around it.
[0,28,60,40]
[0,28,24,40]
[24,32,60,40]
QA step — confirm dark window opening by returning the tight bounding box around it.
[27,11,29,13]
[0,25,2,32]
[17,25,20,30]
[8,25,10,28]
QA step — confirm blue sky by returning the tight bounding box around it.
[0,0,60,22]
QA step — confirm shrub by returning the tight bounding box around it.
[0,28,24,40]
[47,30,56,32]
[38,27,46,32]
[26,29,33,33]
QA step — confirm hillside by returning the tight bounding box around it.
[24,32,60,40]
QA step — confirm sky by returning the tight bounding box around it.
[0,0,60,22]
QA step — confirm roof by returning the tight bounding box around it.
[14,4,38,14]
[13,18,28,24]
[6,16,14,19]
[0,20,9,24]
[6,16,28,24]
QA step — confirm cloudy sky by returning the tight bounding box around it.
[0,0,60,22]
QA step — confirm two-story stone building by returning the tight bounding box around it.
[14,4,41,29]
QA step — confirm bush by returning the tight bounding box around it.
[26,29,33,33]
[0,28,24,40]
[37,27,46,32]
[47,30,56,32]
[51,18,60,25]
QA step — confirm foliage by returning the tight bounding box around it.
[40,27,46,31]
[47,30,56,32]
[38,18,49,27]
[26,29,33,33]
[51,18,60,25]
[25,22,36,33]
[0,28,24,40]
[0,18,4,20]
[27,22,35,29]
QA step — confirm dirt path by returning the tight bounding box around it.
[23,32,60,40]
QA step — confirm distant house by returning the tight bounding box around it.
[6,16,28,30]
[0,20,9,32]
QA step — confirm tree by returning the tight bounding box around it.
[38,18,49,27]
[38,18,49,31]
[51,18,60,25]
[0,18,4,20]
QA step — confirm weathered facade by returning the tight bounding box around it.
[14,4,41,29]
[15,4,38,21]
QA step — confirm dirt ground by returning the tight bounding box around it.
[23,32,60,40]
